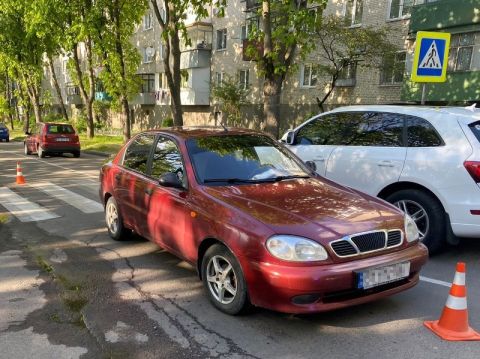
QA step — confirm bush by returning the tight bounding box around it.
[162,117,174,127]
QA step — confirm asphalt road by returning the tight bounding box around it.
[1,141,480,359]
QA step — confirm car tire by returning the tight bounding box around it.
[6,138,9,142]
[73,151,80,158]
[201,244,250,315]
[105,196,127,241]
[38,146,45,158]
[24,143,31,155]
[385,189,446,254]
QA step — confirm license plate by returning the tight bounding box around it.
[56,137,69,142]
[356,262,410,290]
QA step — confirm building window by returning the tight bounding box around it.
[344,0,363,26]
[449,33,475,72]
[139,74,155,93]
[159,73,168,89]
[215,72,224,86]
[338,61,357,80]
[143,12,153,30]
[142,46,155,63]
[238,69,249,90]
[300,64,318,87]
[388,0,414,19]
[380,51,406,84]
[181,72,189,89]
[216,29,227,50]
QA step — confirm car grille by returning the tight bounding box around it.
[330,230,403,258]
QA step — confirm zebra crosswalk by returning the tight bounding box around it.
[0,182,103,223]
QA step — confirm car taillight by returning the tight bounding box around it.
[74,135,79,143]
[464,161,480,183]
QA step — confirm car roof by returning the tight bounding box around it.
[327,105,480,125]
[43,122,74,126]
[140,126,266,140]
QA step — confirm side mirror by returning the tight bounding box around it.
[305,160,317,173]
[159,172,184,189]
[285,130,295,145]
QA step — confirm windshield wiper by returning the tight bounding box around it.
[203,175,310,184]
[203,178,266,184]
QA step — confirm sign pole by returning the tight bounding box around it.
[421,83,427,105]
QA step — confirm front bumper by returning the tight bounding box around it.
[0,133,9,140]
[242,243,428,314]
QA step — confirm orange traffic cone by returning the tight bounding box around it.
[424,262,480,341]
[16,161,26,185]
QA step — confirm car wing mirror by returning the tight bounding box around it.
[305,160,317,173]
[159,172,184,189]
[285,130,295,145]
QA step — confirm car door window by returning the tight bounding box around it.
[345,112,404,147]
[407,117,443,147]
[151,136,185,185]
[295,114,345,145]
[122,134,155,174]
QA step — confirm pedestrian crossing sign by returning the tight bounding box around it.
[411,31,451,83]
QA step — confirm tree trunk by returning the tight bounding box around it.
[47,55,69,122]
[23,108,31,134]
[72,43,95,138]
[263,77,282,138]
[22,72,42,124]
[121,95,131,143]
[316,75,338,112]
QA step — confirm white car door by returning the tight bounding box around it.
[287,114,343,176]
[325,112,407,196]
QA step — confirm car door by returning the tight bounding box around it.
[114,133,156,231]
[325,112,407,196]
[28,123,40,152]
[144,135,190,257]
[287,114,342,175]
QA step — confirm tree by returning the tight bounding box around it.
[314,15,397,111]
[150,0,226,127]
[212,75,249,127]
[95,0,148,142]
[246,0,326,138]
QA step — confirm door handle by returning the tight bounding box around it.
[313,157,326,162]
[377,160,394,167]
[144,188,153,196]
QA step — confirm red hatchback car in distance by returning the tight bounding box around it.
[99,128,428,315]
[25,122,81,158]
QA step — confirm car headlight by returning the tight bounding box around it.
[266,235,329,261]
[405,215,420,243]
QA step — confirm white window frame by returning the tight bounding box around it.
[300,64,318,88]
[380,51,406,85]
[143,12,153,31]
[143,47,155,64]
[215,72,225,86]
[238,69,249,90]
[387,0,415,20]
[343,0,364,27]
[448,32,476,72]
[216,29,227,51]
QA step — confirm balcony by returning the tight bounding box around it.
[336,78,356,87]
[180,48,211,69]
[246,0,261,11]
[180,88,209,106]
[132,93,156,106]
[242,39,263,61]
[410,0,480,33]
[66,94,82,105]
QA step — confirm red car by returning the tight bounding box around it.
[25,122,81,158]
[99,128,428,315]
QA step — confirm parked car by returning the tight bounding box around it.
[25,122,81,158]
[99,127,428,315]
[282,105,480,253]
[0,122,9,142]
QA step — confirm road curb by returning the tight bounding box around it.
[83,150,112,158]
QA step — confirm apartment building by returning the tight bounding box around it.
[41,0,480,133]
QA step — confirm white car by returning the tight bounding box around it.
[282,105,480,253]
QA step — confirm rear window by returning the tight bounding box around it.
[47,124,75,134]
[469,121,480,143]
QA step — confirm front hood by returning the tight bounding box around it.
[203,178,403,243]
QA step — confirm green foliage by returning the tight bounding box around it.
[162,117,174,127]
[212,75,249,127]
[315,15,397,105]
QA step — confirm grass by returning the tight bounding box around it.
[0,213,9,224]
[79,134,124,154]
[7,127,27,142]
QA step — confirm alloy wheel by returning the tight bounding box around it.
[206,255,237,305]
[106,201,119,235]
[394,199,429,242]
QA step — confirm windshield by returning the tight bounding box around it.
[186,134,309,185]
[47,124,75,134]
